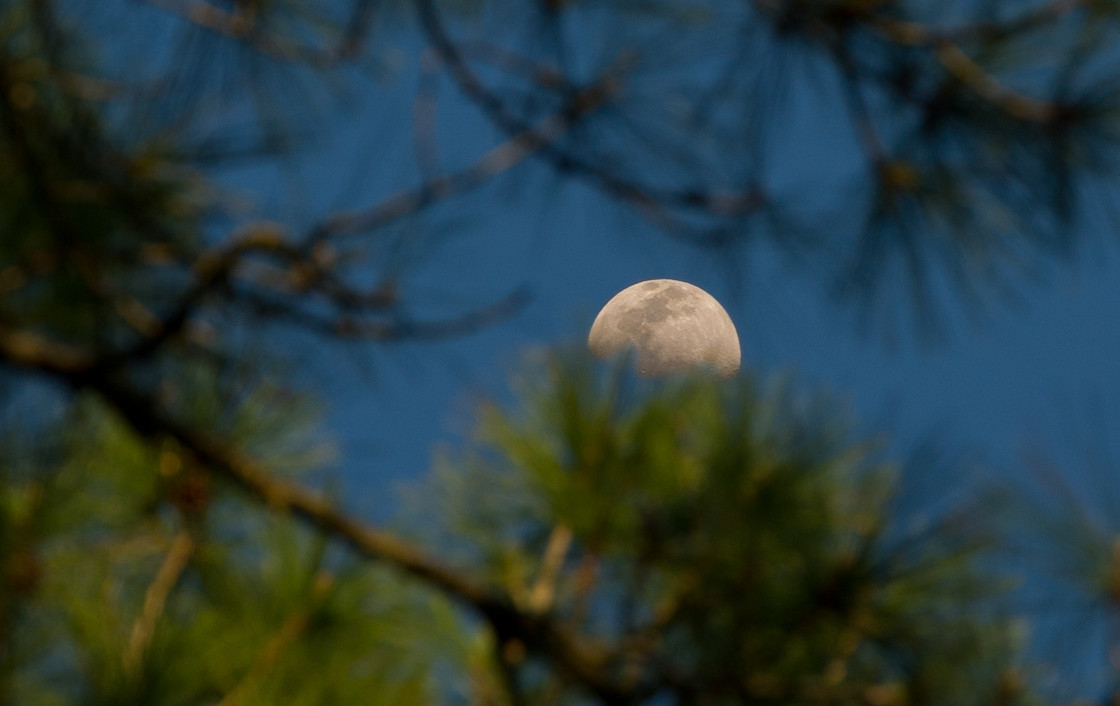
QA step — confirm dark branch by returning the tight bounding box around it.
[234,285,531,341]
[305,70,619,243]
[0,325,638,704]
[415,0,766,224]
[142,0,369,69]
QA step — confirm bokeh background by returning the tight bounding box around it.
[7,0,1120,703]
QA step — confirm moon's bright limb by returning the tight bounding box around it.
[588,279,740,378]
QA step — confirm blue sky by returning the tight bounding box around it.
[115,2,1120,693]
[317,180,1120,500]
[212,17,1120,521]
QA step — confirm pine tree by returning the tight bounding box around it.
[2,1,1120,704]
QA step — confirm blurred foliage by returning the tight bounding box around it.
[3,348,1054,705]
[7,0,1120,332]
[0,369,476,706]
[409,350,1033,704]
[3,0,1120,705]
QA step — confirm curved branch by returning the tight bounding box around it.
[305,89,605,242]
[931,43,1055,124]
[217,571,335,706]
[869,0,1089,46]
[832,41,891,169]
[123,530,196,677]
[0,327,637,704]
[142,0,372,69]
[867,8,1069,124]
[95,374,633,703]
[233,285,531,341]
[0,326,97,376]
[93,224,527,369]
[414,0,766,223]
[104,227,293,367]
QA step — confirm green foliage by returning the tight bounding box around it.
[2,344,1051,706]
[0,375,472,706]
[5,0,1120,704]
[412,350,1032,704]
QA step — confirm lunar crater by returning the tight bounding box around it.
[588,279,740,378]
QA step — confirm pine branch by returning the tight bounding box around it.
[84,220,527,368]
[867,9,1065,124]
[231,286,530,341]
[414,0,767,225]
[0,327,97,376]
[0,327,638,704]
[869,0,1090,45]
[304,86,611,242]
[832,42,891,169]
[528,524,573,614]
[216,571,336,706]
[141,0,367,68]
[932,43,1055,124]
[123,530,196,678]
[101,226,293,367]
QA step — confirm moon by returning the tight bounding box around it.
[588,279,740,378]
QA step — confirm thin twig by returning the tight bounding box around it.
[832,43,891,169]
[95,374,632,702]
[867,8,1064,124]
[96,226,293,368]
[414,50,445,181]
[528,524,574,614]
[306,79,616,243]
[415,0,766,222]
[869,0,1089,46]
[216,572,335,706]
[142,0,364,69]
[123,530,196,677]
[932,43,1055,124]
[233,285,530,341]
[0,329,636,703]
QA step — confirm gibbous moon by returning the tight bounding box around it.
[588,279,740,378]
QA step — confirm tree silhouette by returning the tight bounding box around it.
[2,0,1119,704]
